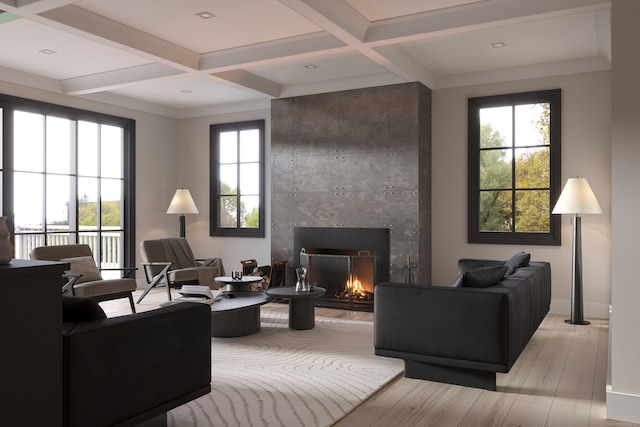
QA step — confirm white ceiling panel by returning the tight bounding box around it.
[109,76,262,109]
[76,0,323,54]
[402,11,601,76]
[0,0,612,117]
[246,51,387,85]
[0,18,151,80]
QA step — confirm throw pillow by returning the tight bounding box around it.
[505,252,531,275]
[60,256,103,283]
[461,265,508,288]
[449,274,464,287]
[62,296,107,322]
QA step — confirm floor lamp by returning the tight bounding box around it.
[552,177,602,325]
[166,188,199,238]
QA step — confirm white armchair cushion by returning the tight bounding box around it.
[61,256,103,283]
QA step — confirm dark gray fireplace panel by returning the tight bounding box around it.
[270,82,432,285]
[294,226,390,284]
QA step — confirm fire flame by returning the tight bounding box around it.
[335,275,372,302]
[346,276,364,293]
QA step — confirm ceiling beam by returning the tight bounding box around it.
[0,0,76,15]
[371,45,437,88]
[38,4,199,71]
[365,0,612,45]
[277,0,435,88]
[199,33,347,72]
[211,70,281,98]
[278,0,369,45]
[62,63,185,95]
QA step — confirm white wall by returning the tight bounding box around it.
[176,110,272,273]
[432,71,612,319]
[607,0,640,422]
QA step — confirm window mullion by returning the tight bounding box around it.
[236,131,241,229]
[511,104,517,232]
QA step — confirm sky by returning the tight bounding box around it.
[11,110,124,228]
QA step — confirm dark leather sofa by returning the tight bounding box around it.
[62,297,211,427]
[374,257,551,391]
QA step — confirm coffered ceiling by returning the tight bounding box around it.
[0,0,611,118]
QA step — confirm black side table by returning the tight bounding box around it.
[265,286,326,330]
[215,275,263,292]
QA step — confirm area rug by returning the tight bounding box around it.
[168,310,404,426]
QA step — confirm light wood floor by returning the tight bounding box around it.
[101,288,636,427]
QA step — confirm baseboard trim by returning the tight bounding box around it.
[606,388,640,423]
[549,300,610,320]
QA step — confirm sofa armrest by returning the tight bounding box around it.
[374,282,511,370]
[63,302,211,427]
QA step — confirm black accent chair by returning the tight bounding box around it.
[62,296,211,427]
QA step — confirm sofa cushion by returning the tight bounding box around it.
[505,252,531,275]
[460,265,509,288]
[63,296,107,322]
[61,256,103,283]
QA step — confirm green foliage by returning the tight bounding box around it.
[479,124,512,231]
[219,181,260,229]
[479,106,551,233]
[78,198,121,227]
[244,207,260,228]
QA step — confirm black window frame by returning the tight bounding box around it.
[468,89,561,245]
[0,93,136,267]
[210,119,265,238]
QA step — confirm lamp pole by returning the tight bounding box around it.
[568,214,588,325]
[179,214,186,238]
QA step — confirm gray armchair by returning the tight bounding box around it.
[31,244,137,313]
[138,237,225,303]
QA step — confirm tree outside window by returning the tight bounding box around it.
[468,90,561,245]
[210,120,265,237]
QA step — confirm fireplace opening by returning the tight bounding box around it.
[293,227,390,311]
[301,248,375,308]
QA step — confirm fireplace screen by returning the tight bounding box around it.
[300,248,375,309]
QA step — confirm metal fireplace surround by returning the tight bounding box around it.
[293,227,390,311]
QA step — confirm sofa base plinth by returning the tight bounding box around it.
[135,413,166,427]
[404,360,497,391]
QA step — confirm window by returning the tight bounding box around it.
[210,120,265,237]
[468,90,561,245]
[1,94,136,271]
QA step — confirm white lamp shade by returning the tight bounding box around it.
[166,189,199,215]
[552,178,602,215]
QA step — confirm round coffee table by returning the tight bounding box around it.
[265,286,326,330]
[209,291,273,337]
[215,275,263,292]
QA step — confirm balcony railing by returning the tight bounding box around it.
[14,229,123,270]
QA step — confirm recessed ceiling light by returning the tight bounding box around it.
[304,64,318,69]
[39,49,57,55]
[491,42,506,48]
[181,90,192,94]
[196,11,215,19]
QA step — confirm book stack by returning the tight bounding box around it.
[178,285,223,304]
